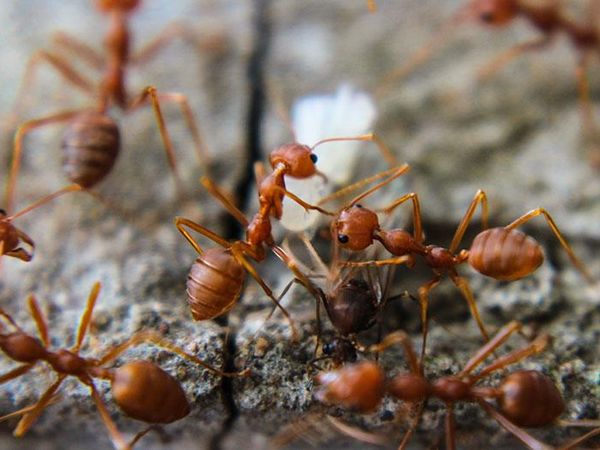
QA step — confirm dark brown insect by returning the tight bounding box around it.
[0,282,248,449]
[0,184,81,263]
[315,322,600,450]
[330,174,594,359]
[4,0,212,213]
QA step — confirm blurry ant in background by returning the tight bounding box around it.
[1,184,81,264]
[0,282,249,450]
[373,0,600,166]
[325,166,594,360]
[313,322,600,450]
[4,0,216,214]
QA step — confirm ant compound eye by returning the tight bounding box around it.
[338,234,349,244]
[480,11,494,22]
[0,209,6,216]
[322,343,334,355]
[310,153,318,164]
[355,204,363,208]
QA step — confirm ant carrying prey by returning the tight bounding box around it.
[0,282,249,450]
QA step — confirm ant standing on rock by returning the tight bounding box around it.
[314,322,600,450]
[4,0,214,213]
[0,282,249,450]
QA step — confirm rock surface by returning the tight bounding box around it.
[0,1,599,449]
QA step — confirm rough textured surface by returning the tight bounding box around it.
[0,1,599,450]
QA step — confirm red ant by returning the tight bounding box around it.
[4,0,211,213]
[326,167,594,359]
[314,322,600,450]
[1,183,82,263]
[174,175,336,339]
[375,0,600,164]
[0,282,249,450]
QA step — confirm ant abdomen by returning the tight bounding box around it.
[62,111,120,188]
[112,360,191,424]
[497,370,565,428]
[468,228,544,281]
[324,278,378,336]
[0,333,46,362]
[186,248,244,321]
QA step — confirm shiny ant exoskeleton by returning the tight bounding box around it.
[0,282,249,450]
[328,169,594,358]
[4,0,212,213]
[314,322,600,450]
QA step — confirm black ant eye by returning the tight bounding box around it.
[322,343,334,355]
[0,209,6,216]
[480,11,494,22]
[310,153,318,163]
[355,204,363,208]
[338,234,349,244]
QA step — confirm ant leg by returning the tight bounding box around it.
[312,133,398,166]
[0,364,35,384]
[476,399,552,450]
[230,246,299,341]
[325,415,388,446]
[200,177,249,227]
[318,163,410,206]
[417,277,441,366]
[574,53,600,167]
[4,110,83,214]
[50,31,104,70]
[27,295,49,347]
[72,282,102,353]
[377,192,424,243]
[342,255,415,269]
[397,402,426,450]
[174,216,230,254]
[367,330,420,375]
[504,208,594,283]
[458,321,522,377]
[445,404,457,450]
[87,381,131,450]
[557,427,600,450]
[374,6,470,98]
[10,50,96,121]
[275,186,335,216]
[127,87,185,195]
[95,330,249,377]
[7,183,82,221]
[448,189,489,254]
[468,334,551,383]
[449,271,490,341]
[477,36,552,81]
[14,374,66,437]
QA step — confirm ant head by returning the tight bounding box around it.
[331,204,379,251]
[269,143,317,179]
[314,361,385,412]
[95,0,141,13]
[322,337,357,364]
[0,209,7,219]
[470,0,518,26]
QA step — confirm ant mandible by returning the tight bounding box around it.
[1,184,82,263]
[327,169,594,359]
[315,322,600,450]
[4,0,211,213]
[0,282,249,450]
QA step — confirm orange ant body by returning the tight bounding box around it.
[0,184,82,263]
[329,171,593,357]
[0,282,248,450]
[315,322,600,450]
[4,0,209,213]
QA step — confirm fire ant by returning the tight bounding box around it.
[315,322,600,449]
[375,0,600,164]
[1,183,82,263]
[0,282,249,450]
[174,175,335,338]
[328,168,594,359]
[4,0,211,213]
